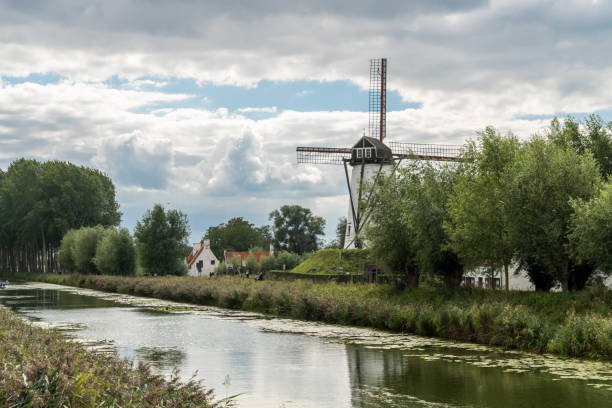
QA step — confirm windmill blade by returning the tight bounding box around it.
[296,146,351,165]
[387,141,464,162]
[369,58,386,142]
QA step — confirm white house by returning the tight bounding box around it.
[462,264,534,290]
[186,239,219,277]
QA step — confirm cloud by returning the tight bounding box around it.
[236,106,278,113]
[3,0,612,242]
[93,133,172,190]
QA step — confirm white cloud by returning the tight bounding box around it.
[2,0,612,241]
[236,106,278,113]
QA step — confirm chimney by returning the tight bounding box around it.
[203,239,211,248]
[192,242,202,252]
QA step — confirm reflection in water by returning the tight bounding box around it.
[1,282,612,408]
[346,346,612,408]
[136,346,187,371]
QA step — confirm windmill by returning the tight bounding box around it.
[296,58,463,249]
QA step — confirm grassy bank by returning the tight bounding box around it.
[0,305,217,407]
[290,248,374,274]
[12,273,612,360]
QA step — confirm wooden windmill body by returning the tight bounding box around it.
[296,59,462,249]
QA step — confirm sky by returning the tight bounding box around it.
[2,0,612,244]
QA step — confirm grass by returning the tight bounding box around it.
[0,305,219,407]
[290,248,374,274]
[10,272,612,361]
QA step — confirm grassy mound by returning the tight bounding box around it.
[291,248,375,274]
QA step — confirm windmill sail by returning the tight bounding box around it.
[369,58,386,142]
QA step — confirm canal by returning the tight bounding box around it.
[1,282,611,407]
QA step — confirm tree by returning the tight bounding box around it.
[134,204,190,276]
[365,163,420,288]
[58,229,78,272]
[268,205,325,254]
[367,161,464,288]
[548,115,612,179]
[93,228,137,276]
[71,225,105,275]
[505,137,601,291]
[569,182,612,274]
[204,217,272,260]
[446,127,520,290]
[335,217,347,249]
[0,159,120,274]
[412,164,464,287]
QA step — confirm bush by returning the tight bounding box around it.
[275,251,302,270]
[93,228,137,276]
[71,225,105,274]
[58,229,78,271]
[259,255,276,272]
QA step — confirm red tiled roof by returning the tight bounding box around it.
[186,247,204,268]
[225,251,270,263]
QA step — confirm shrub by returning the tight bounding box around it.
[94,228,137,276]
[72,225,105,274]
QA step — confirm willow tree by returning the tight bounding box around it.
[505,138,601,291]
[445,127,519,291]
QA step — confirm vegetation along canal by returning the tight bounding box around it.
[2,282,612,408]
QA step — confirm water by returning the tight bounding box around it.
[1,282,612,407]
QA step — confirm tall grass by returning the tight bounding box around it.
[0,306,217,407]
[14,273,612,360]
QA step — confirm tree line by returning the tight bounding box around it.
[366,115,612,291]
[0,159,120,274]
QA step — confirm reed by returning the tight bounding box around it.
[0,305,217,407]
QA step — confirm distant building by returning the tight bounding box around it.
[462,264,535,291]
[186,239,219,277]
[225,244,274,267]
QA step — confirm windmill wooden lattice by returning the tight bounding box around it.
[296,58,463,248]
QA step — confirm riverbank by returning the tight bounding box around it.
[0,305,217,407]
[10,273,612,360]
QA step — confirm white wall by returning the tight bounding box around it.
[344,162,393,249]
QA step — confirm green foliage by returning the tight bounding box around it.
[446,127,519,288]
[570,182,612,274]
[204,217,271,260]
[58,229,78,271]
[335,217,347,248]
[93,228,137,276]
[134,204,190,276]
[245,253,259,273]
[505,137,601,290]
[269,205,326,254]
[215,261,229,275]
[273,251,303,271]
[366,162,463,287]
[0,158,121,274]
[259,255,276,272]
[548,115,612,179]
[365,162,420,287]
[71,225,105,274]
[291,248,373,274]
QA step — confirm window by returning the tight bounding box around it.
[347,225,351,235]
[211,260,215,265]
[356,148,363,158]
[365,148,372,158]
